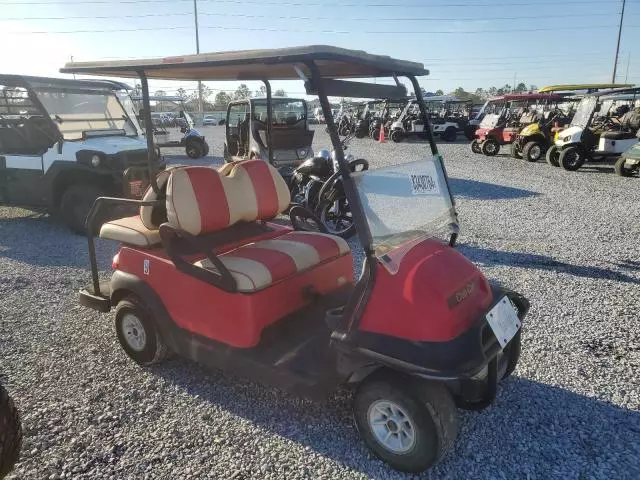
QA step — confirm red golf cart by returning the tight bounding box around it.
[471,93,565,156]
[64,46,529,473]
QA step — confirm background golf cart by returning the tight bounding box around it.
[424,96,471,142]
[0,75,153,234]
[63,45,527,474]
[549,88,640,171]
[224,97,314,167]
[132,95,209,159]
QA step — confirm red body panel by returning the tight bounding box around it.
[359,239,493,342]
[114,224,354,348]
[475,127,519,145]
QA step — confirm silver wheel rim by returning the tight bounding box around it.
[320,198,352,235]
[122,314,147,352]
[530,145,541,160]
[368,400,416,454]
[486,142,497,154]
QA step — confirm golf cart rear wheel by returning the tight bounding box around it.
[559,146,585,171]
[115,297,169,366]
[0,383,22,478]
[390,130,404,143]
[510,142,523,159]
[481,139,500,156]
[614,156,636,177]
[470,139,481,154]
[354,374,458,473]
[185,139,205,159]
[59,183,106,235]
[441,127,457,142]
[522,141,544,162]
[371,128,381,141]
[546,145,560,167]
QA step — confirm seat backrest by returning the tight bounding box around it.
[166,160,290,236]
[139,168,174,230]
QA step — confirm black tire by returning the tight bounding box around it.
[390,130,404,143]
[470,139,481,154]
[502,329,522,380]
[441,127,457,142]
[522,141,544,162]
[115,297,169,366]
[546,145,560,167]
[0,384,22,478]
[59,183,105,235]
[353,373,458,473]
[371,128,381,141]
[510,141,523,159]
[464,125,477,141]
[185,139,205,159]
[481,138,500,156]
[559,146,585,171]
[203,141,210,157]
[614,156,636,177]
[316,193,356,239]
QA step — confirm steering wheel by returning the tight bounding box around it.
[289,205,329,233]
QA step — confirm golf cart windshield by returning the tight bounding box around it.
[35,89,136,140]
[352,154,457,259]
[571,96,597,128]
[480,113,502,128]
[253,99,307,125]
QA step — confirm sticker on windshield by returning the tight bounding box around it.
[410,173,440,195]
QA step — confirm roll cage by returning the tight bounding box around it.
[61,46,452,332]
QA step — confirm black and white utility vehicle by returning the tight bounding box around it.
[0,75,155,233]
[132,95,209,158]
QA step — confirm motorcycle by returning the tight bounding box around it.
[283,134,368,238]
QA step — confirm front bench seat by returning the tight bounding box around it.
[165,162,350,292]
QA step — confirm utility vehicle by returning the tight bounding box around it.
[224,97,313,167]
[369,98,407,141]
[65,46,528,473]
[471,93,564,156]
[0,75,156,233]
[132,95,209,159]
[354,100,384,138]
[391,96,468,143]
[548,89,640,171]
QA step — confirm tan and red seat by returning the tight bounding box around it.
[165,161,351,292]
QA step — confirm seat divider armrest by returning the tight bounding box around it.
[158,224,237,292]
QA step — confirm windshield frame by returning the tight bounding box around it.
[251,98,307,126]
[570,96,597,128]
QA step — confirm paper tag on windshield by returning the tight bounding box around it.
[410,170,440,195]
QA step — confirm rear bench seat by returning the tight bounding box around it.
[166,162,350,292]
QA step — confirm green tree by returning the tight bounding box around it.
[434,89,444,96]
[274,88,287,97]
[233,84,252,100]
[255,85,266,97]
[213,91,232,110]
[176,87,188,99]
[514,82,527,93]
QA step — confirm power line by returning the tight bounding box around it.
[1,0,612,6]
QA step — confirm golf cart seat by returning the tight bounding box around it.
[98,168,173,247]
[601,130,637,141]
[165,163,351,292]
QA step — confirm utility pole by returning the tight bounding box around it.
[624,52,631,83]
[70,55,76,79]
[612,0,626,83]
[194,0,203,114]
[513,72,516,92]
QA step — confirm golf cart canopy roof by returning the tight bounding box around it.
[60,45,429,81]
[539,83,634,93]
[488,93,565,102]
[0,74,130,92]
[584,86,640,98]
[132,95,186,102]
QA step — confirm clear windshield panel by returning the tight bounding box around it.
[571,96,597,128]
[253,99,307,125]
[116,92,142,135]
[480,113,502,128]
[36,90,136,140]
[352,157,457,259]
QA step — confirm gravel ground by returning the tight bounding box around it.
[1,125,639,479]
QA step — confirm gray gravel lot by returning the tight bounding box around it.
[1,125,639,479]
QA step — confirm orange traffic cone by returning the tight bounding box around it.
[379,126,386,143]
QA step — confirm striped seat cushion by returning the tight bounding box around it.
[166,161,290,236]
[194,231,350,292]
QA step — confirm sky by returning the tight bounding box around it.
[0,0,637,101]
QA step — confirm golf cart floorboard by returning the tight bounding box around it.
[184,286,353,398]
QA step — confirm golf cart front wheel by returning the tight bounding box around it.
[481,139,500,156]
[614,156,637,177]
[546,145,560,167]
[441,127,457,142]
[185,140,205,159]
[59,183,106,235]
[115,297,169,366]
[522,141,544,162]
[354,374,458,473]
[390,130,404,143]
[559,146,585,171]
[510,142,523,159]
[470,139,481,154]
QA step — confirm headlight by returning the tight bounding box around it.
[91,154,101,167]
[563,136,572,142]
[298,149,308,158]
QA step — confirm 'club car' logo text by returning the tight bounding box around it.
[447,279,476,308]
[410,174,437,194]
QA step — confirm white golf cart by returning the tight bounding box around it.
[425,95,463,142]
[549,88,640,171]
[0,75,156,233]
[133,95,209,158]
